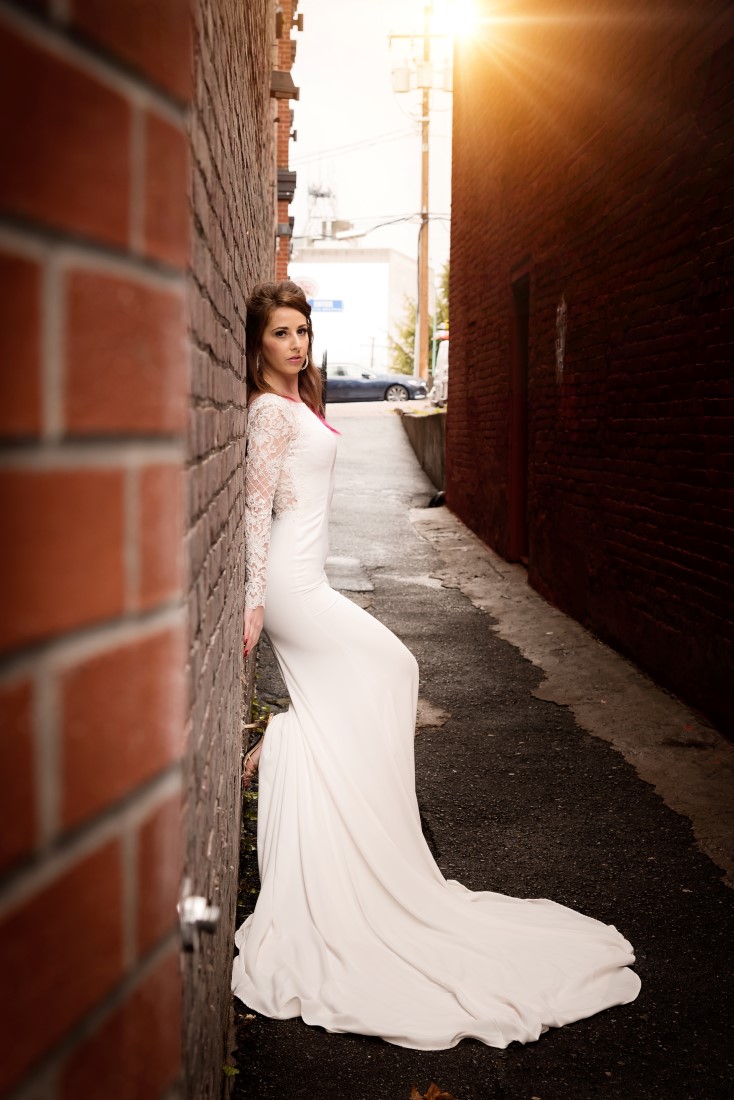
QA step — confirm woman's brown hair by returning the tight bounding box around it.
[245,280,324,414]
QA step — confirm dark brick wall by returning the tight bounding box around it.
[184,1,274,1096]
[448,0,734,734]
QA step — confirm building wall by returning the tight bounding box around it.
[0,1,190,1096]
[290,247,423,371]
[449,0,734,733]
[275,0,300,278]
[185,1,276,1097]
[0,1,280,1097]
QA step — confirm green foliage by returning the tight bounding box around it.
[437,261,449,329]
[389,297,419,375]
[388,261,449,375]
[249,694,271,732]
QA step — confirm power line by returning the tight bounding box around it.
[291,212,450,242]
[320,211,451,224]
[291,127,416,165]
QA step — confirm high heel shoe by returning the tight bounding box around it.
[242,735,263,789]
[242,713,272,789]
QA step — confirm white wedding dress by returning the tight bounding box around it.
[231,392,641,1050]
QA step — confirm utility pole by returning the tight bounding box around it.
[390,2,451,382]
[417,2,431,382]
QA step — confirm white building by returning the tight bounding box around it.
[289,246,433,373]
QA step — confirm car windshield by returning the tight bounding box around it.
[330,364,377,379]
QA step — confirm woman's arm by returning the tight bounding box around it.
[243,399,294,655]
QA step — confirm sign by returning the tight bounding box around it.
[308,298,343,313]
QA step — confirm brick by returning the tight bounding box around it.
[0,840,124,1095]
[65,270,187,434]
[61,626,185,828]
[59,948,181,1100]
[0,679,36,872]
[72,0,192,102]
[14,1084,54,1100]
[0,250,42,437]
[138,464,185,609]
[0,469,125,653]
[144,112,190,270]
[448,0,734,734]
[137,790,182,955]
[0,24,130,247]
[182,0,276,1091]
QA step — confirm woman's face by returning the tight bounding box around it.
[260,306,309,387]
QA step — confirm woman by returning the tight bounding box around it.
[231,280,640,1050]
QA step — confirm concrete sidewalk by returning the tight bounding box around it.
[234,404,734,1100]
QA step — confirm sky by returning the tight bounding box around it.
[290,0,454,280]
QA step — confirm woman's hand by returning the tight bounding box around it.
[244,605,264,658]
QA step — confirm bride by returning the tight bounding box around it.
[231,280,640,1050]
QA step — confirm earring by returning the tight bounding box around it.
[299,359,308,372]
[256,354,261,373]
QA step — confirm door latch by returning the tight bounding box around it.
[178,877,221,952]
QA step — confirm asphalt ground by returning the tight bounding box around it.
[233,401,734,1100]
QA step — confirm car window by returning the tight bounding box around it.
[331,364,365,378]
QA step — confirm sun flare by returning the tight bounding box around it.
[431,0,481,40]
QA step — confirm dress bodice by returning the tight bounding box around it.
[244,393,337,609]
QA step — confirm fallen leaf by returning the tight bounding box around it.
[410,1085,456,1100]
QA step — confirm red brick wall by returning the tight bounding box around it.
[0,1,189,1095]
[275,0,300,278]
[0,1,280,1096]
[449,0,734,734]
[184,1,275,1096]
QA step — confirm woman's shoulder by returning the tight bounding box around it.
[247,392,299,432]
[249,391,291,408]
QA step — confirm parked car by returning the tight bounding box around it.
[428,335,449,407]
[325,363,428,403]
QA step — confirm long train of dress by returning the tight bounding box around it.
[231,394,640,1050]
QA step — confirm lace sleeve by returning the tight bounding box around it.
[244,398,296,610]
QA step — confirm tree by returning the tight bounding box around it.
[388,297,418,375]
[389,261,449,375]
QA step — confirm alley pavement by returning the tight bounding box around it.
[234,402,734,1100]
